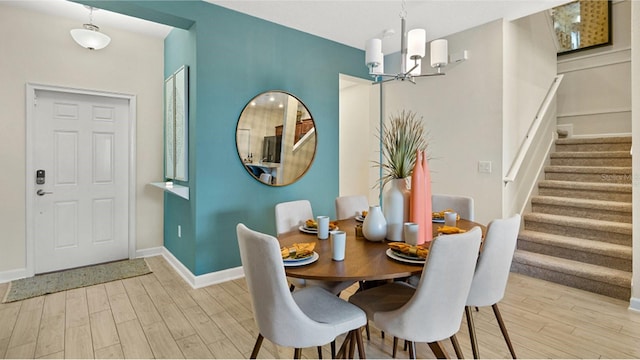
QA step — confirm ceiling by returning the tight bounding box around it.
[206,0,573,54]
[4,0,571,54]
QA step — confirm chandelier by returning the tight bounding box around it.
[70,6,111,51]
[365,1,449,84]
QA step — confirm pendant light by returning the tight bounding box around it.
[70,7,111,50]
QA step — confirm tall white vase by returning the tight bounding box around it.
[362,205,387,242]
[383,178,410,241]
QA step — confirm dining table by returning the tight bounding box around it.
[278,217,487,359]
[278,217,486,282]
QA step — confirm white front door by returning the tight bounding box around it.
[32,90,130,274]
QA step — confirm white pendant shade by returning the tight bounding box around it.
[407,28,426,59]
[71,27,111,50]
[430,39,448,68]
[365,38,383,66]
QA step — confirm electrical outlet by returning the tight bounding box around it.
[178,225,182,238]
[478,161,492,174]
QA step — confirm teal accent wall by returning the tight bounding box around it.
[89,1,370,275]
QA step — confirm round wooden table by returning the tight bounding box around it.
[279,218,486,282]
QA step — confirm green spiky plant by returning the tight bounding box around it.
[375,110,428,189]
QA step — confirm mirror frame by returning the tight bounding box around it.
[235,90,317,186]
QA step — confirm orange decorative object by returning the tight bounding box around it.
[410,150,426,244]
[423,150,433,242]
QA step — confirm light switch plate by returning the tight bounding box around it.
[478,161,492,174]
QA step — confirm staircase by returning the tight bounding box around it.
[511,136,632,300]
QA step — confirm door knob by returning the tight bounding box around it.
[36,189,53,196]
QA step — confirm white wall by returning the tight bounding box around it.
[339,75,374,204]
[557,0,631,137]
[631,0,640,311]
[502,11,559,217]
[0,5,164,275]
[382,20,504,225]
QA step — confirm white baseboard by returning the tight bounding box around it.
[0,268,28,284]
[151,247,245,289]
[135,246,164,258]
[629,297,640,313]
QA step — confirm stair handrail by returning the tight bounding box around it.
[504,74,564,184]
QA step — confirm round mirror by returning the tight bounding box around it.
[236,91,317,186]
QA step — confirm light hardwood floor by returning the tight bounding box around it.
[1,255,639,359]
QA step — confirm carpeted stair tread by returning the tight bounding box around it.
[518,230,632,259]
[551,151,630,158]
[544,165,632,174]
[512,250,631,288]
[531,196,631,212]
[523,213,632,235]
[538,180,631,192]
[555,136,631,145]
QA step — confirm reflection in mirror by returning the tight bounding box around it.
[236,91,317,186]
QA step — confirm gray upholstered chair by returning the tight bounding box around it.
[236,223,367,359]
[275,200,354,295]
[335,195,369,220]
[349,227,483,359]
[465,214,521,359]
[432,193,475,221]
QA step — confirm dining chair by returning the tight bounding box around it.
[465,214,521,359]
[274,200,355,296]
[348,227,482,359]
[236,223,367,359]
[335,195,369,220]
[432,193,475,221]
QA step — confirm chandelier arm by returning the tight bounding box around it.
[404,62,420,76]
[413,72,446,78]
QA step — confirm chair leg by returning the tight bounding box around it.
[336,332,351,359]
[250,333,263,359]
[466,306,480,359]
[450,334,464,359]
[317,346,323,359]
[349,331,356,359]
[331,340,336,359]
[365,323,371,340]
[427,341,450,359]
[392,337,398,358]
[355,327,366,359]
[381,330,385,339]
[289,283,295,292]
[408,341,416,359]
[493,303,517,359]
[293,348,302,359]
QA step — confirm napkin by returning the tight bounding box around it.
[437,225,467,234]
[432,209,460,220]
[281,242,316,259]
[388,242,429,259]
[305,219,338,230]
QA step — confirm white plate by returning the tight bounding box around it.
[283,252,319,267]
[298,225,339,234]
[385,249,425,264]
[432,218,445,223]
[299,225,317,234]
[355,215,365,222]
